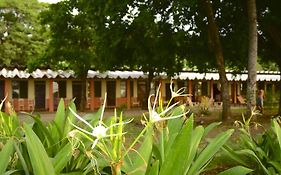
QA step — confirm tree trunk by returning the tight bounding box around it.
[246,0,258,116]
[79,72,88,112]
[203,0,231,120]
[143,71,154,109]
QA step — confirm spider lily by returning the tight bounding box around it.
[68,94,129,149]
[170,80,187,99]
[148,84,189,123]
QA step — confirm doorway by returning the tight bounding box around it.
[137,81,146,108]
[106,81,116,107]
[72,81,82,110]
[0,80,4,100]
[35,81,46,110]
[0,80,4,110]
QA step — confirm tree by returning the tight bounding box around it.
[202,0,231,120]
[36,0,108,111]
[258,0,281,115]
[246,0,258,115]
[172,0,237,120]
[0,0,48,66]
[95,0,186,107]
[37,0,186,110]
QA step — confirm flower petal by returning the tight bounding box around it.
[91,139,99,149]
[158,102,179,116]
[69,120,94,136]
[69,107,95,131]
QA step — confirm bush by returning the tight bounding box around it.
[223,111,281,174]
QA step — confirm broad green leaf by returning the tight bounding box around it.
[184,125,204,173]
[3,170,19,175]
[167,105,186,136]
[63,100,77,137]
[273,119,281,156]
[159,116,194,175]
[123,125,153,175]
[53,143,72,173]
[53,99,66,139]
[60,172,83,175]
[0,139,15,174]
[27,113,55,147]
[164,111,191,155]
[218,166,253,175]
[203,122,221,137]
[24,123,56,175]
[147,160,159,175]
[269,161,281,173]
[239,149,271,175]
[187,129,234,175]
[222,145,249,167]
[14,144,30,175]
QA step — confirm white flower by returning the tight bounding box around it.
[148,84,189,123]
[69,94,128,148]
[170,80,187,98]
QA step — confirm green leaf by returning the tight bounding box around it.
[147,160,159,175]
[184,125,204,173]
[14,144,30,175]
[53,143,72,173]
[269,161,281,173]
[203,122,221,137]
[60,172,83,175]
[54,98,66,138]
[239,149,271,175]
[0,139,15,174]
[218,166,253,175]
[27,113,55,148]
[123,125,153,175]
[24,123,56,175]
[3,170,19,175]
[222,145,249,167]
[273,119,281,155]
[159,115,195,175]
[63,100,77,137]
[187,129,234,175]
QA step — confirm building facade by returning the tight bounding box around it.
[0,68,280,112]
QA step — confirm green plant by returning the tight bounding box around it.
[0,83,239,175]
[223,109,281,174]
[198,96,211,116]
[116,103,127,116]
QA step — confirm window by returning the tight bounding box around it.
[12,80,28,98]
[53,81,66,98]
[94,81,101,97]
[120,81,127,97]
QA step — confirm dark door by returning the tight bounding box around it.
[72,81,82,109]
[106,81,116,106]
[0,80,4,100]
[137,81,146,108]
[0,80,4,110]
[35,81,46,109]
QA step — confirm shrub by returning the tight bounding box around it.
[223,110,281,174]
